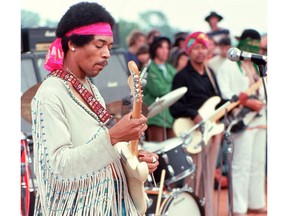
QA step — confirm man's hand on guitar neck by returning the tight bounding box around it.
[237,92,264,112]
[109,112,148,145]
[243,99,264,112]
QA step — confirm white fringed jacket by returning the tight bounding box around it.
[31,76,138,216]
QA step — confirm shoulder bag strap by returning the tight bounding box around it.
[49,69,113,125]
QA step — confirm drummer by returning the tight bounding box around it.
[143,36,177,142]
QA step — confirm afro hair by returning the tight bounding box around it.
[56,2,115,38]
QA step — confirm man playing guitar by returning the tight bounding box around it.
[169,31,230,216]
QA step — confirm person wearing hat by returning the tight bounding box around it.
[217,29,267,215]
[30,2,159,215]
[205,11,230,44]
[143,36,177,142]
[170,31,231,216]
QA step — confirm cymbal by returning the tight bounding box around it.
[147,87,188,119]
[21,83,42,123]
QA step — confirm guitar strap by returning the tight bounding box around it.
[49,69,113,126]
[205,65,219,95]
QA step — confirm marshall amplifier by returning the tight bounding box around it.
[21,27,56,52]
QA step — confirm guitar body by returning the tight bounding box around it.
[173,96,225,154]
[114,142,148,215]
[114,61,148,215]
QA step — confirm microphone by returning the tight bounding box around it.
[140,59,151,87]
[227,47,267,65]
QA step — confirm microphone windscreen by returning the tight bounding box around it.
[226,47,241,61]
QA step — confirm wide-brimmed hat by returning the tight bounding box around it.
[205,11,223,22]
[235,29,261,41]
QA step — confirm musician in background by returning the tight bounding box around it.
[169,31,229,216]
[31,2,158,215]
[217,29,267,216]
[143,36,177,142]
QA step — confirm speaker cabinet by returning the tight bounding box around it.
[21,27,56,52]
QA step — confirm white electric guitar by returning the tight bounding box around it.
[173,79,263,154]
[114,61,149,215]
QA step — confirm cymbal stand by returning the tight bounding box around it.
[199,121,206,208]
[162,112,167,141]
[216,109,239,216]
[25,137,37,196]
[21,162,27,216]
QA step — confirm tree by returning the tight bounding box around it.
[21,10,41,28]
[117,19,141,50]
[139,11,174,40]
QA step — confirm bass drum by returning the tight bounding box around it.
[159,188,205,216]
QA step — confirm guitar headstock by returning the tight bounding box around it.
[127,61,142,103]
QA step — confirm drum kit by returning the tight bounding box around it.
[136,87,207,216]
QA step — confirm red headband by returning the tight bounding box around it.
[44,23,113,71]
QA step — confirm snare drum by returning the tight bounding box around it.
[152,137,195,188]
[159,188,204,216]
[145,187,169,216]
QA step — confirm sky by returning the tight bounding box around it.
[20,0,267,38]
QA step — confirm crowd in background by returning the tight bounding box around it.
[121,11,268,216]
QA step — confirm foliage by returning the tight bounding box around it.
[21,9,184,49]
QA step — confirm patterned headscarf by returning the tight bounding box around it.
[184,32,210,55]
[44,23,113,72]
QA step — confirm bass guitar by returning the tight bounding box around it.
[114,61,149,215]
[173,79,263,154]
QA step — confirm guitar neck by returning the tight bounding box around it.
[211,79,262,122]
[129,101,142,156]
[127,60,143,157]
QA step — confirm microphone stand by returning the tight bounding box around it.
[222,113,238,216]
[256,63,268,103]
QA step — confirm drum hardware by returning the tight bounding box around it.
[146,137,196,190]
[214,108,239,216]
[199,122,207,207]
[21,133,37,216]
[219,112,238,216]
[21,163,28,216]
